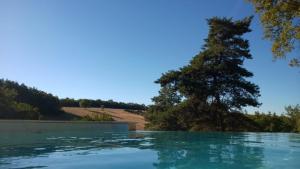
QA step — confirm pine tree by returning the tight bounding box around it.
[152,17,260,131]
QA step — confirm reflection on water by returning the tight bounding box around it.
[149,132,267,169]
[1,131,300,169]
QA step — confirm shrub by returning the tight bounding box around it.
[82,113,114,121]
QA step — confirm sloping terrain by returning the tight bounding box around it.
[62,107,146,130]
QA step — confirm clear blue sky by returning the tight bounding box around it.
[0,0,299,113]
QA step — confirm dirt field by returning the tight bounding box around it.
[62,107,146,130]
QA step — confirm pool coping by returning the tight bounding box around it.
[0,119,131,124]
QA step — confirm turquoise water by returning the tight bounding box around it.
[1,131,300,169]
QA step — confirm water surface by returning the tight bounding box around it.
[1,131,300,169]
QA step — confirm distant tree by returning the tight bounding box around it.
[145,84,183,129]
[79,99,91,108]
[286,104,300,132]
[148,17,261,131]
[152,84,181,110]
[59,98,79,107]
[0,86,17,100]
[0,85,39,119]
[248,0,300,67]
[0,86,18,113]
[247,110,293,132]
[60,98,147,110]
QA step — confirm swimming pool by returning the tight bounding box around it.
[1,131,300,169]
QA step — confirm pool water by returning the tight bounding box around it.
[1,131,300,169]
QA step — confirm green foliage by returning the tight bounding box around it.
[124,109,145,115]
[146,17,260,131]
[146,105,182,130]
[248,111,292,132]
[0,85,40,119]
[285,104,300,132]
[248,0,300,67]
[145,84,184,130]
[0,86,17,113]
[59,97,79,107]
[0,79,60,119]
[152,84,181,109]
[12,102,39,119]
[79,99,91,108]
[82,113,114,121]
[60,98,147,110]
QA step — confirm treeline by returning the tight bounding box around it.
[60,98,147,110]
[0,79,147,120]
[247,105,300,132]
[0,79,61,119]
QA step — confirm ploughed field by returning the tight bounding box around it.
[62,107,146,130]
